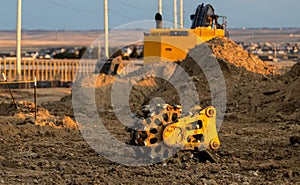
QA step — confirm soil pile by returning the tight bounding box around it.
[141,39,299,123]
[219,61,299,123]
[69,73,160,117]
[206,37,277,75]
[42,95,74,118]
[0,101,78,129]
[254,62,300,122]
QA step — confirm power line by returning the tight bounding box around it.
[108,8,137,21]
[117,0,180,19]
[44,0,98,13]
[117,0,148,11]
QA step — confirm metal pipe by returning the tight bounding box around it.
[179,0,183,29]
[34,77,37,121]
[2,73,17,108]
[0,80,34,84]
[155,13,163,29]
[104,0,109,58]
[158,0,162,15]
[173,0,177,29]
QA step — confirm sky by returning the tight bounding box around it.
[0,0,299,30]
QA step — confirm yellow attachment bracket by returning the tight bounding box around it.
[162,106,220,151]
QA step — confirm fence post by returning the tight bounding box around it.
[45,60,48,81]
[41,60,44,81]
[3,60,6,78]
[36,60,40,81]
[23,60,26,81]
[9,60,12,80]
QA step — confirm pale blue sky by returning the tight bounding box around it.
[1,0,299,30]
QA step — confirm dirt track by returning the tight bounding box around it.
[0,118,299,184]
[0,38,299,184]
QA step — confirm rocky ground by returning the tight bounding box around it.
[0,37,299,184]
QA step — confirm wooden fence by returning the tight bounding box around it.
[0,58,97,82]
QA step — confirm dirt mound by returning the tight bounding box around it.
[228,62,300,123]
[180,45,299,123]
[206,37,277,75]
[42,95,74,118]
[163,40,299,123]
[0,101,78,129]
[258,63,300,122]
[282,62,300,80]
[43,38,298,124]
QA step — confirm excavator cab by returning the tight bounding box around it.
[190,3,226,31]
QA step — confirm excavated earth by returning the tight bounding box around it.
[0,37,299,184]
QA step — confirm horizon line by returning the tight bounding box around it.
[0,27,300,32]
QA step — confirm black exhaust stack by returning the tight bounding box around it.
[155,13,163,29]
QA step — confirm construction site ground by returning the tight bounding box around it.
[0,118,298,184]
[0,37,299,184]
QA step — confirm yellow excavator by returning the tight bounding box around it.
[125,3,227,162]
[144,3,228,63]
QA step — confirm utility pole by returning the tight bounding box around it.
[179,0,183,29]
[173,0,177,29]
[104,0,109,58]
[158,0,162,15]
[16,0,22,80]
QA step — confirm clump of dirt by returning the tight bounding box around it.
[42,95,74,118]
[0,103,18,116]
[282,62,300,81]
[0,101,78,129]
